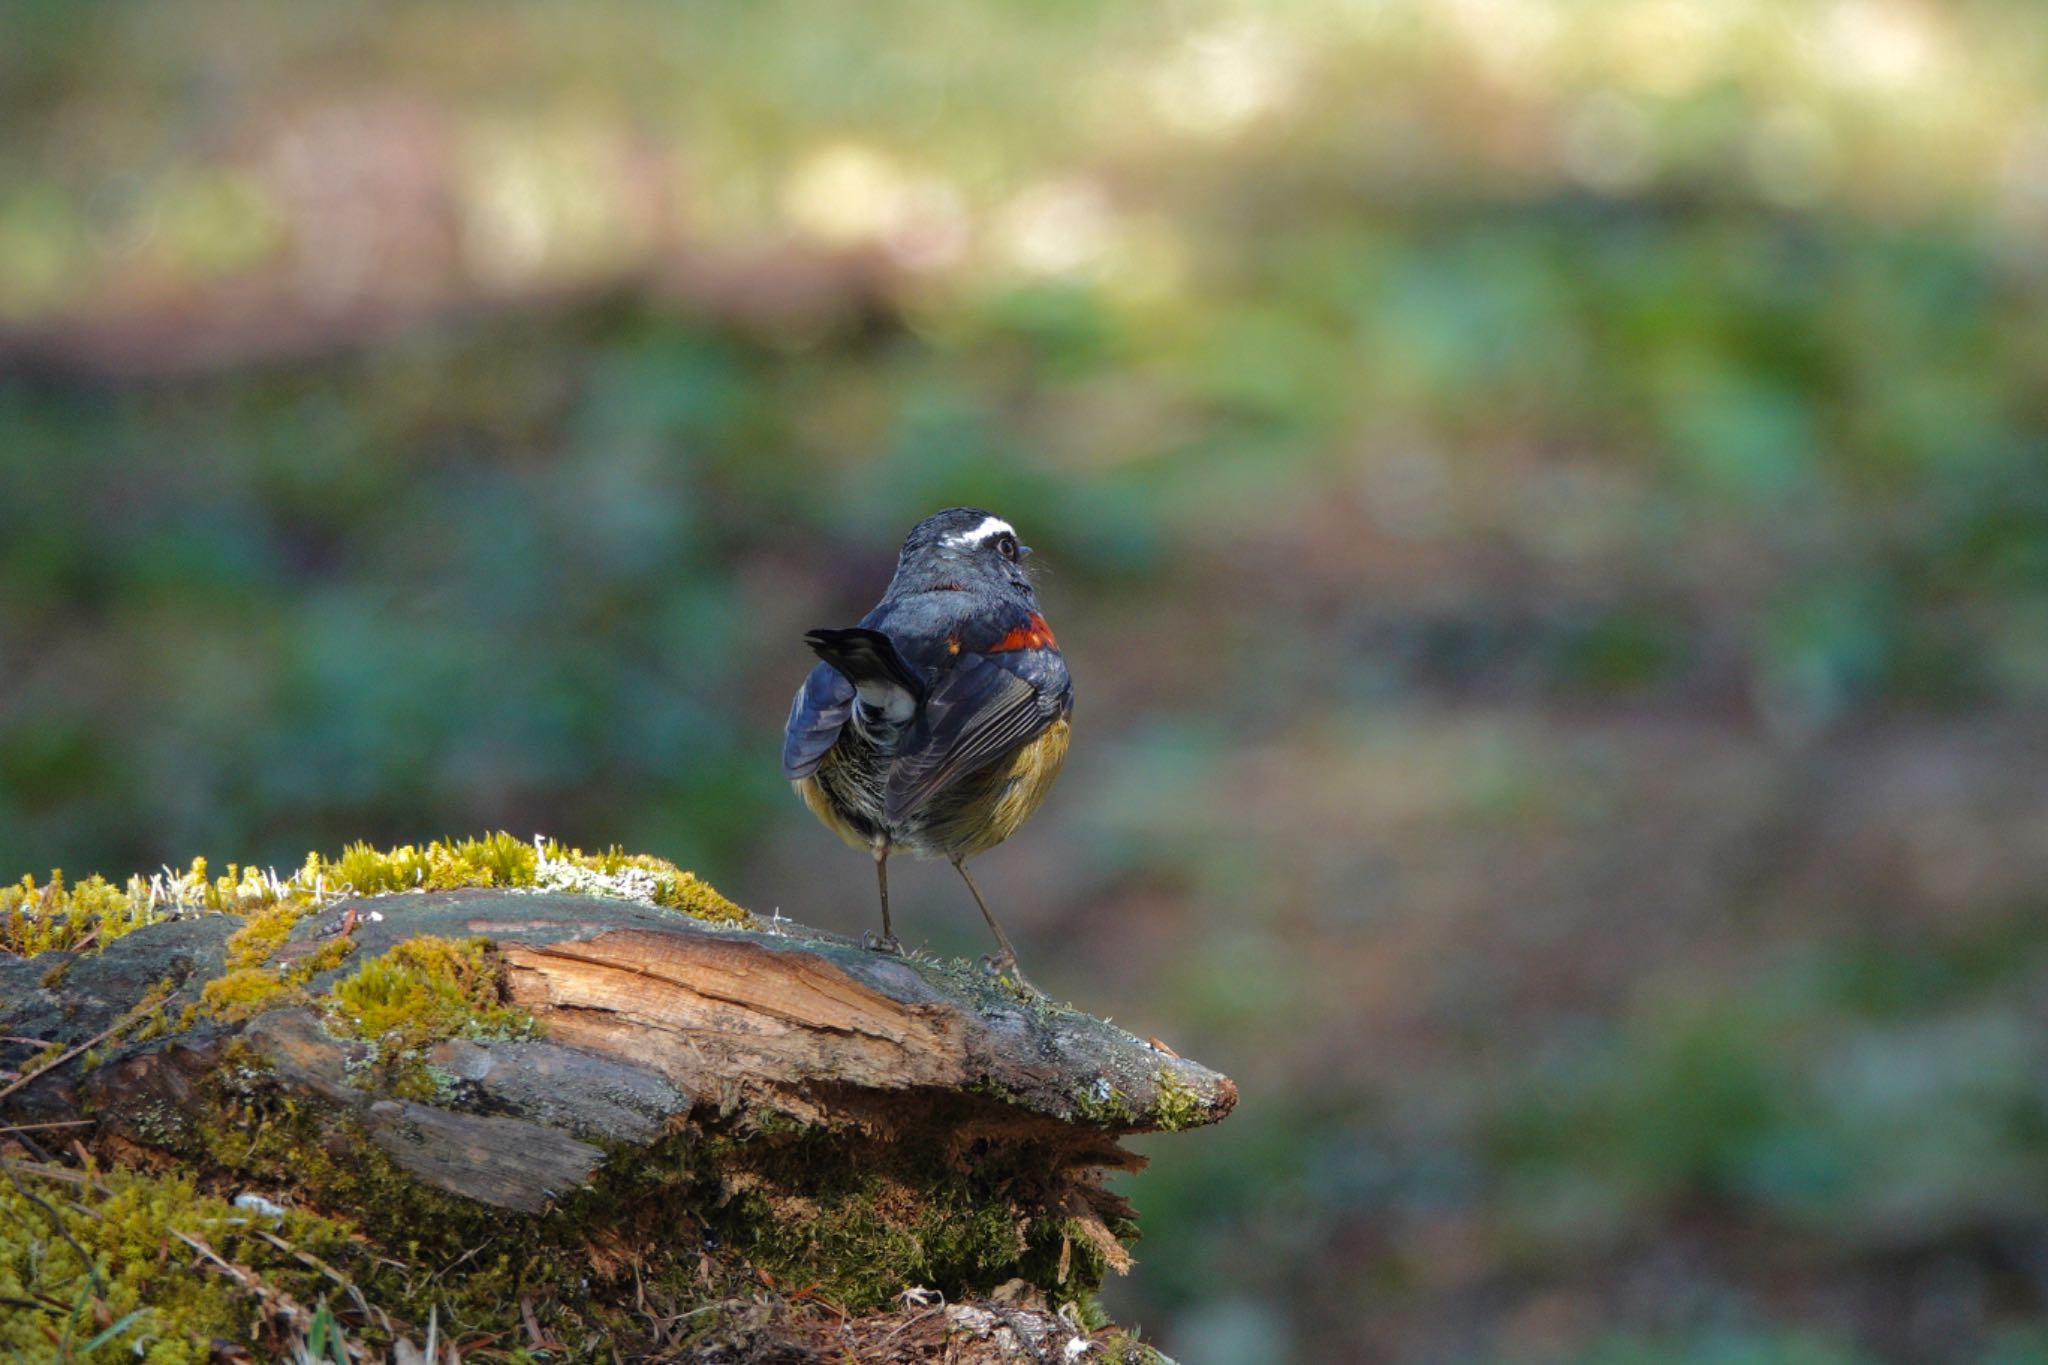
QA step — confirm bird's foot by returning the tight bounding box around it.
[863,932,905,956]
[980,952,1042,996]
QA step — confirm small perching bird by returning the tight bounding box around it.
[782,508,1073,981]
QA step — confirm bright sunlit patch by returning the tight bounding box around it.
[781,143,908,246]
[1147,18,1298,138]
[1442,0,1562,90]
[993,178,1115,278]
[1822,0,1945,89]
[1606,0,1726,98]
[459,119,634,288]
[781,145,971,271]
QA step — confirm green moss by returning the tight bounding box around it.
[199,928,355,1027]
[0,1159,394,1364]
[128,984,190,1045]
[328,832,537,895]
[1094,1333,1172,1365]
[1069,1070,1200,1132]
[38,1043,1139,1350]
[320,937,537,1099]
[528,839,752,924]
[222,901,302,970]
[216,1121,528,1310]
[1150,1069,1204,1133]
[199,968,307,1024]
[642,1114,1131,1312]
[283,934,356,981]
[1,868,167,957]
[175,1053,585,1341]
[1074,1080,1138,1126]
[0,835,752,966]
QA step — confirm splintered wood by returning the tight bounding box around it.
[501,930,970,1104]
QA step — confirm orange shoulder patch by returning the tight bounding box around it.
[986,612,1057,653]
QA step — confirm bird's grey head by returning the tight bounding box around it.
[891,507,1036,598]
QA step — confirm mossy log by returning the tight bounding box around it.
[0,885,1232,1362]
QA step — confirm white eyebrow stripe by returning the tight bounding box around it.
[943,515,1015,547]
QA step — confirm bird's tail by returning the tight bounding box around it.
[804,627,925,723]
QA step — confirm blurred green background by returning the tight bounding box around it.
[5,1,2048,1360]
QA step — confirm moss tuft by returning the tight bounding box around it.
[1073,1078,1137,1126]
[321,937,537,1099]
[0,833,751,965]
[0,1158,400,1362]
[648,863,750,922]
[327,831,537,895]
[285,933,357,979]
[222,901,302,970]
[531,839,752,923]
[644,1114,1132,1313]
[2,869,163,957]
[200,968,307,1024]
[1150,1068,1205,1133]
[201,932,356,1027]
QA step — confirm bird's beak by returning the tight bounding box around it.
[1019,543,1033,558]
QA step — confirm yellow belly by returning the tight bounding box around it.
[793,750,877,852]
[915,715,1071,859]
[791,715,1072,860]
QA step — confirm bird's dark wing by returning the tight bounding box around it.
[781,661,856,779]
[883,648,1070,824]
[803,626,927,722]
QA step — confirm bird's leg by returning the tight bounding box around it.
[952,859,1032,986]
[864,841,903,955]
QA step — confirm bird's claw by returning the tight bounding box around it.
[863,932,905,956]
[980,953,1042,995]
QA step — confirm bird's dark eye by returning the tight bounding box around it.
[996,533,1019,561]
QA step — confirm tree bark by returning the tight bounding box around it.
[1,889,1230,1362]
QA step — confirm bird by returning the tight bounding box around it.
[782,507,1073,981]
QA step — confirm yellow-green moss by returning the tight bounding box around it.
[1,833,751,964]
[1073,1072,1208,1132]
[322,936,524,1047]
[1,869,164,957]
[0,855,307,961]
[1149,1069,1204,1133]
[320,937,537,1099]
[44,1044,1137,1349]
[528,839,751,923]
[0,1159,393,1363]
[199,968,307,1025]
[221,901,301,970]
[284,933,356,979]
[131,984,194,1043]
[1073,1080,1138,1126]
[327,831,537,894]
[205,934,357,1023]
[648,863,749,922]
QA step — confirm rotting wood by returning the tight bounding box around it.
[0,887,1226,1361]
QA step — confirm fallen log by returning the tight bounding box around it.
[0,842,1231,1362]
